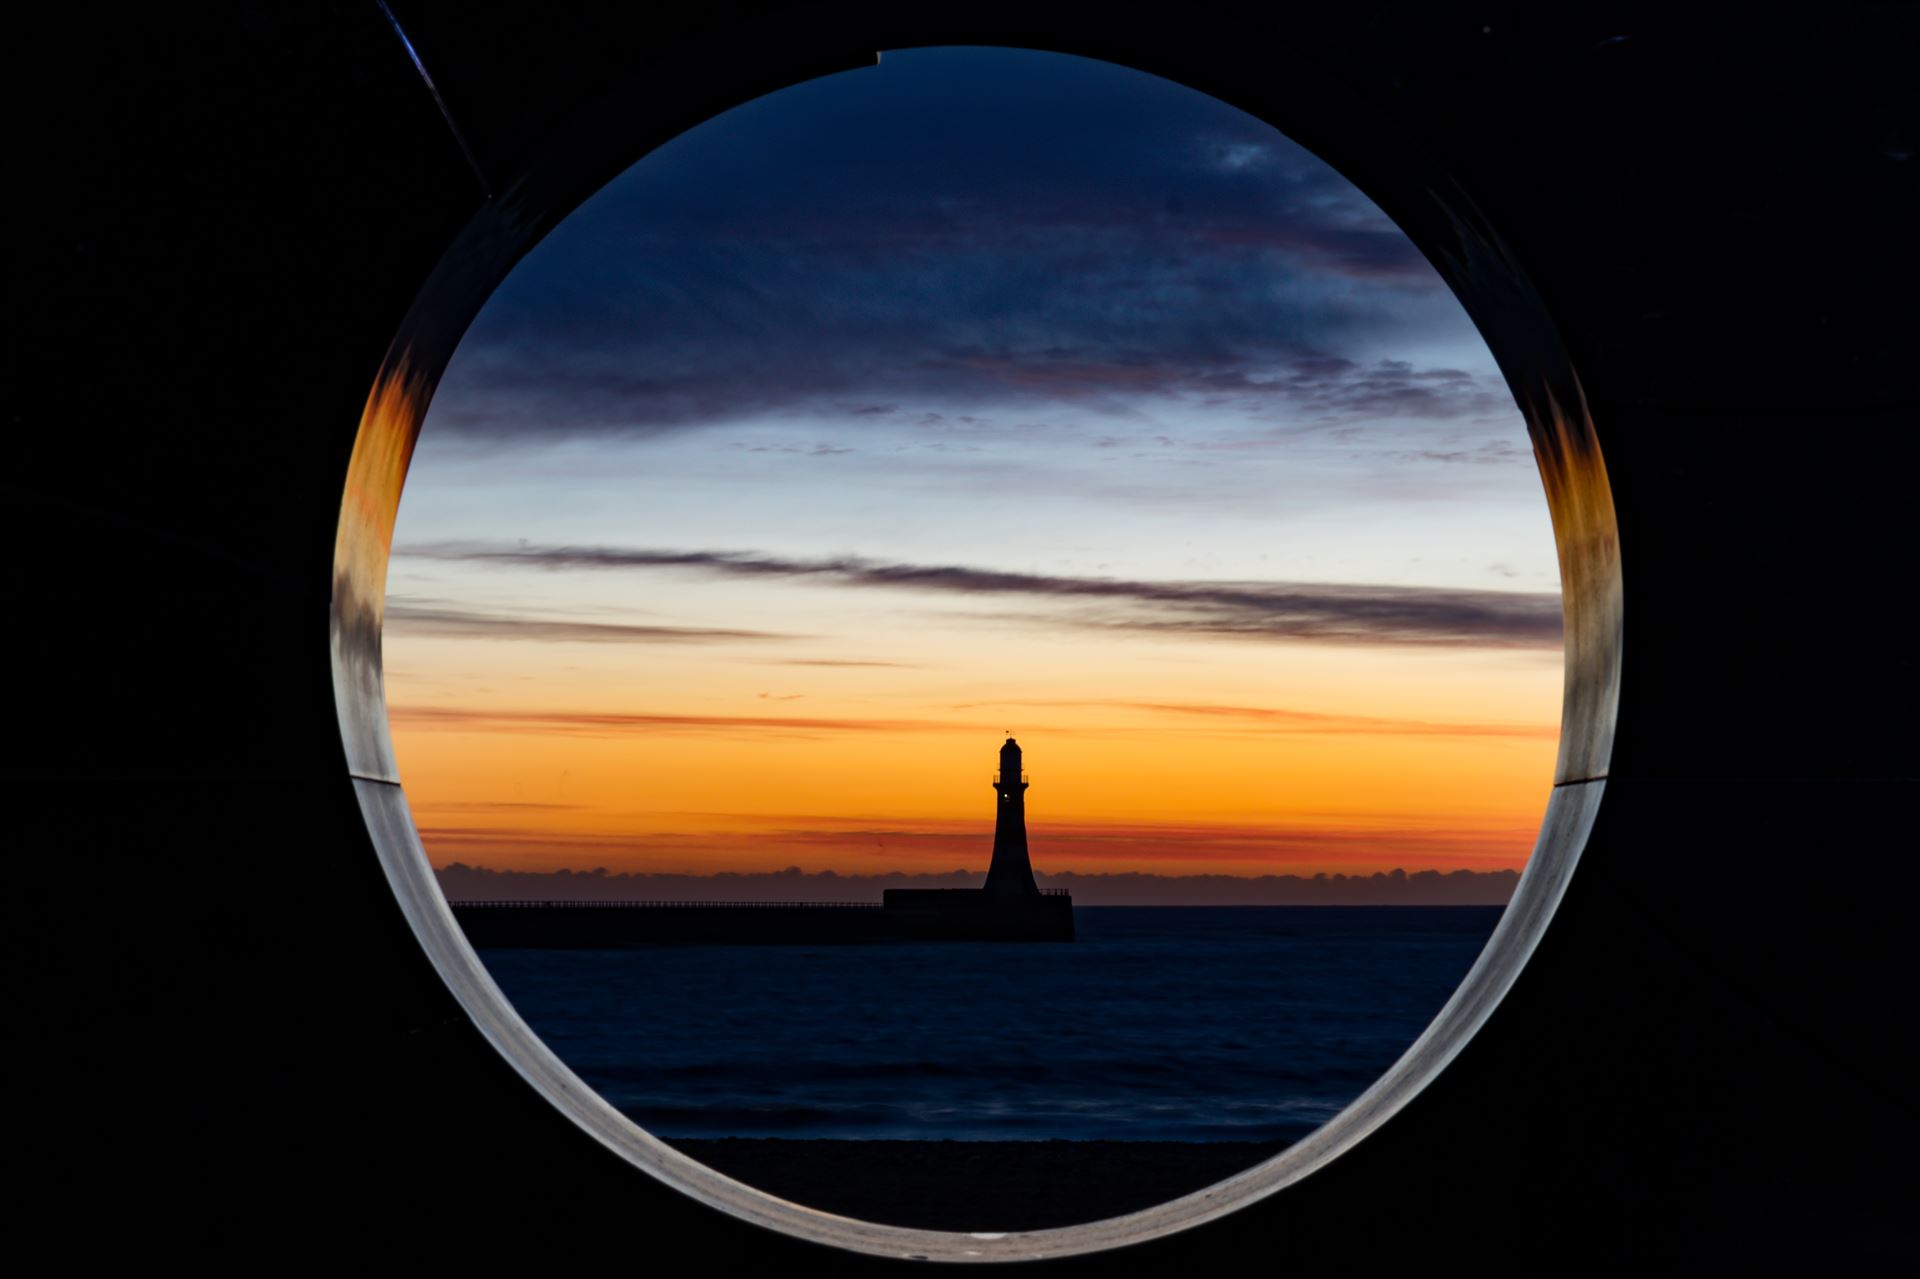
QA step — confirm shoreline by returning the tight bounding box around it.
[667,1137,1290,1231]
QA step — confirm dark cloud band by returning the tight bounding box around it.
[422,49,1487,443]
[397,542,1562,648]
[385,600,794,644]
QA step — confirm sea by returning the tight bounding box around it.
[479,905,1502,1145]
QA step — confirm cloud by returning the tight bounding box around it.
[1238,357,1512,423]
[1192,220,1439,283]
[410,808,1542,877]
[432,862,1522,906]
[420,49,1492,444]
[1388,438,1534,466]
[892,351,1512,426]
[771,659,918,668]
[432,341,1507,443]
[396,542,1563,648]
[728,440,855,455]
[951,699,1557,738]
[384,599,795,644]
[387,706,964,738]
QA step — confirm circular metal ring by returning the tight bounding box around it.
[331,39,1620,1264]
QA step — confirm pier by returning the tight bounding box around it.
[451,737,1074,945]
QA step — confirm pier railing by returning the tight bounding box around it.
[449,899,884,910]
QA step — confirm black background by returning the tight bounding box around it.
[14,3,1915,1269]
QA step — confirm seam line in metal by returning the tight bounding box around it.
[375,0,493,196]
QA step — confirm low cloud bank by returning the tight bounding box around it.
[435,863,1519,906]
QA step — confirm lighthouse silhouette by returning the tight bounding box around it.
[873,734,1073,938]
[456,734,1074,944]
[984,735,1038,897]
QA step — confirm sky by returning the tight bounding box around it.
[385,46,1562,885]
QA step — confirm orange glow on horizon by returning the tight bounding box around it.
[387,624,1561,881]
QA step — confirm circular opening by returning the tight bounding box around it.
[333,39,1619,1264]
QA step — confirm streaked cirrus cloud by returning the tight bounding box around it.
[396,542,1562,648]
[950,699,1557,738]
[385,599,797,644]
[387,706,967,739]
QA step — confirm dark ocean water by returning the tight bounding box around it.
[480,905,1502,1144]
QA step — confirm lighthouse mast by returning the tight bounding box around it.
[984,736,1039,897]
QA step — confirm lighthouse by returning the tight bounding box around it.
[877,735,1068,936]
[984,736,1039,897]
[464,733,1071,942]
